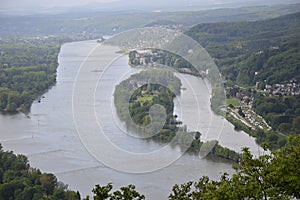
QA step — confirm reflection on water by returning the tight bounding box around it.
[0,40,263,199]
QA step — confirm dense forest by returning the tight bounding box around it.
[0,42,61,112]
[253,95,300,134]
[0,144,80,200]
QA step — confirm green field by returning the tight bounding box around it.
[226,98,240,107]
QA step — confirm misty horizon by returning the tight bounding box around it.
[1,0,299,15]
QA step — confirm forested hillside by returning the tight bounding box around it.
[0,144,80,200]
[186,12,300,86]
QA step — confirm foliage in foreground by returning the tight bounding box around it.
[169,136,300,200]
[84,183,145,200]
[0,144,80,200]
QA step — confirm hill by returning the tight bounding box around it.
[186,12,300,86]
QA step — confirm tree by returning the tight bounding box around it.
[40,173,57,196]
[87,183,145,200]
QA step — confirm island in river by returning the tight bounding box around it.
[114,68,240,161]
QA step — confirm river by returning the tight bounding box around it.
[0,40,264,199]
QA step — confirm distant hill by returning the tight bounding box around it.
[0,4,299,37]
[186,12,300,86]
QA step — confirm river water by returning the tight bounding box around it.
[0,40,263,199]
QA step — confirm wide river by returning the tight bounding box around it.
[0,40,263,199]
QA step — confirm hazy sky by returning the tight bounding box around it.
[1,0,120,9]
[1,0,298,13]
[0,0,225,13]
